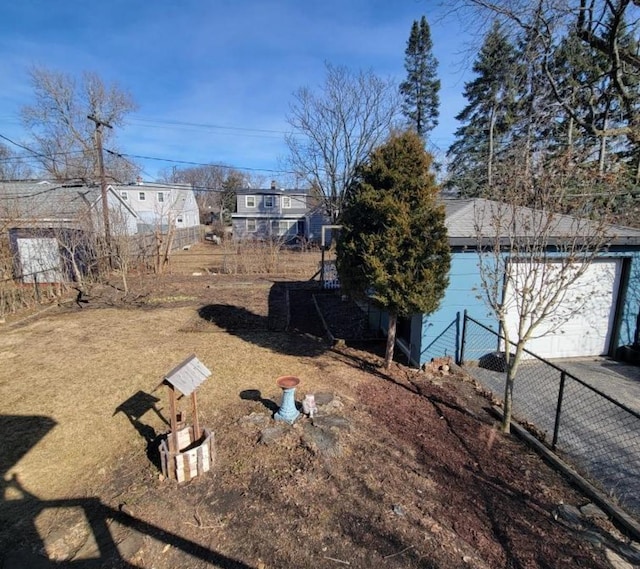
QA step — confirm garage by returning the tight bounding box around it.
[503,258,623,359]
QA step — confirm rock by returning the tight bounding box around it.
[240,412,270,426]
[117,532,145,560]
[552,504,584,529]
[302,423,339,456]
[580,503,608,521]
[392,504,406,517]
[605,548,636,569]
[313,415,350,431]
[259,425,287,445]
[314,392,334,406]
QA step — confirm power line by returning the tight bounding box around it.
[0,133,54,162]
[129,116,289,136]
[106,149,295,175]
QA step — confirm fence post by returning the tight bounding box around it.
[552,371,566,449]
[459,310,468,366]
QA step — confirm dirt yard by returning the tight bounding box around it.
[0,242,638,568]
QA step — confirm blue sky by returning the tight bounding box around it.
[0,0,477,183]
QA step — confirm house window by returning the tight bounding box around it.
[273,220,296,236]
[158,192,164,203]
[138,192,146,201]
[177,216,184,223]
[120,191,128,201]
[264,195,275,208]
[245,195,256,208]
[282,196,291,209]
[246,219,256,232]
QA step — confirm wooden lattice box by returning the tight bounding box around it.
[159,426,215,483]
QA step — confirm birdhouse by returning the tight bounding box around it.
[158,355,215,482]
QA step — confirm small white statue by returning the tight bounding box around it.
[302,393,318,418]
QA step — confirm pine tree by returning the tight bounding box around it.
[446,22,520,197]
[399,16,440,140]
[336,131,450,369]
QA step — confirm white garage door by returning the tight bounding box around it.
[503,259,622,359]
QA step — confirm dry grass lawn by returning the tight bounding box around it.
[0,242,636,569]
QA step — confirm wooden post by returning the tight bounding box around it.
[168,386,178,453]
[191,392,201,440]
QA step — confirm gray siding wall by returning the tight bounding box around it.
[236,193,307,215]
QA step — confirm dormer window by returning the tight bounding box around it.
[264,195,275,208]
[138,192,146,201]
[282,196,291,209]
[245,195,256,208]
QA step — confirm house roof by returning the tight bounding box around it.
[443,197,640,247]
[0,180,138,229]
[236,187,308,196]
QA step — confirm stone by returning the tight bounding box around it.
[313,415,350,431]
[314,392,334,406]
[302,423,339,456]
[392,504,406,517]
[240,412,269,426]
[605,548,636,569]
[259,425,287,445]
[580,503,608,521]
[117,532,145,560]
[552,504,584,529]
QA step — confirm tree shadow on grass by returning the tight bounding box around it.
[195,282,329,358]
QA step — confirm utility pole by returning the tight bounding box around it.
[88,114,113,268]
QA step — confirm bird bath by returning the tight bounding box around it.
[275,375,300,424]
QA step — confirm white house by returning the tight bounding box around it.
[112,182,200,233]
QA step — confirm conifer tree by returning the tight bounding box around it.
[400,16,440,140]
[336,131,450,369]
[446,22,520,196]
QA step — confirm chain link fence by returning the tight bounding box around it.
[460,313,640,518]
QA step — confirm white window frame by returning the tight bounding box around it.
[120,191,128,201]
[282,196,292,209]
[264,195,275,208]
[245,195,256,208]
[246,219,257,232]
[157,192,164,203]
[273,219,296,236]
[138,191,146,201]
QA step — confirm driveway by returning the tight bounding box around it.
[553,358,640,414]
[465,357,640,519]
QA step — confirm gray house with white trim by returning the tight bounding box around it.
[231,184,327,243]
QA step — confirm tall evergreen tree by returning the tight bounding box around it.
[336,130,450,369]
[446,22,520,196]
[399,16,440,140]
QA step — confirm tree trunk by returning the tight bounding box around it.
[384,312,397,369]
[501,341,525,433]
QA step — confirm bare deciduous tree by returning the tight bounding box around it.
[21,67,139,183]
[285,63,400,222]
[474,155,617,432]
[0,143,33,180]
[159,164,248,224]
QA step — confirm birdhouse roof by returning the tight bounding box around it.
[163,354,211,396]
